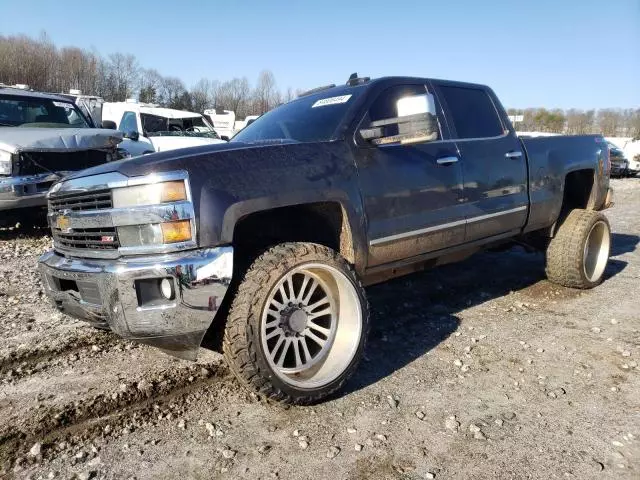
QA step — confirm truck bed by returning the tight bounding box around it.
[520,134,609,233]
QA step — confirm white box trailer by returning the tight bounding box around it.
[203,110,261,139]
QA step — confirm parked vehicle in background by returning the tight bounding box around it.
[233,115,260,132]
[607,141,629,177]
[57,90,106,129]
[633,154,640,176]
[39,74,613,405]
[204,109,236,139]
[102,100,225,156]
[204,109,261,139]
[606,137,640,176]
[0,86,123,228]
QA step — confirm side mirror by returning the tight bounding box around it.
[124,130,140,141]
[101,120,117,130]
[360,93,439,145]
[220,135,230,141]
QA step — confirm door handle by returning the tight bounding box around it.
[505,151,523,159]
[436,156,459,165]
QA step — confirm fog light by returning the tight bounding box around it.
[160,278,173,299]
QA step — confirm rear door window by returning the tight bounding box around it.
[437,85,504,139]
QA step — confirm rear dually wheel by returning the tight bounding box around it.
[545,209,611,289]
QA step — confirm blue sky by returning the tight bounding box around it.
[0,0,638,109]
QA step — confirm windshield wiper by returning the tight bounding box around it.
[0,122,15,126]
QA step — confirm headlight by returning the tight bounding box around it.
[0,150,12,175]
[117,224,164,246]
[112,180,187,208]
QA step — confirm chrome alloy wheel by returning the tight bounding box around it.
[260,263,362,389]
[583,220,610,282]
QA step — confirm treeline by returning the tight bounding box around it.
[0,33,295,117]
[507,107,640,138]
[2,33,639,135]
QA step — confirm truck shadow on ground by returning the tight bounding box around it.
[340,236,634,397]
[610,233,639,256]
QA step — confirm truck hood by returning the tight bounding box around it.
[0,127,123,154]
[149,136,226,152]
[61,140,300,180]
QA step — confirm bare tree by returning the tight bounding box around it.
[254,70,277,114]
[190,78,218,112]
[215,77,251,116]
[105,53,139,101]
[565,109,595,134]
[137,68,163,103]
[158,76,188,108]
[284,87,294,103]
[596,109,622,137]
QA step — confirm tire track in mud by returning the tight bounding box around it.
[0,357,235,470]
[0,330,122,377]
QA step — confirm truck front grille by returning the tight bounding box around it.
[17,150,110,176]
[53,227,120,250]
[49,190,113,212]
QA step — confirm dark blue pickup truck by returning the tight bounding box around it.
[38,74,613,404]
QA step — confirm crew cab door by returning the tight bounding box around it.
[354,83,465,267]
[431,82,528,241]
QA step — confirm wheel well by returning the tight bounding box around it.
[545,169,595,239]
[232,202,355,267]
[561,169,595,213]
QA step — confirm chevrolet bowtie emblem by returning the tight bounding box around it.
[56,215,71,231]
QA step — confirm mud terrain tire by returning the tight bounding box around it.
[222,242,369,405]
[545,209,611,289]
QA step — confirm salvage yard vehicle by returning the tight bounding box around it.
[38,74,613,404]
[102,100,225,156]
[57,89,106,129]
[0,86,124,228]
[203,109,236,139]
[204,110,261,139]
[607,141,629,177]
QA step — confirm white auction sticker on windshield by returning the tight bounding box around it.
[53,101,72,109]
[312,94,352,108]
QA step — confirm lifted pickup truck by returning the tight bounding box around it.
[38,75,613,404]
[0,87,123,227]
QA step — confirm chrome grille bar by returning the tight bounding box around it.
[49,190,113,212]
[53,227,120,250]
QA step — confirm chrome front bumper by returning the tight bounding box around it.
[38,247,233,360]
[0,173,58,211]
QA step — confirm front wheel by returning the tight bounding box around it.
[545,209,611,288]
[223,243,369,404]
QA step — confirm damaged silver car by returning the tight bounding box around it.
[0,86,124,227]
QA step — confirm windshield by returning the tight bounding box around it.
[0,94,90,128]
[141,113,220,138]
[232,86,365,143]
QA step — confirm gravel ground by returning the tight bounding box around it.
[1,178,638,480]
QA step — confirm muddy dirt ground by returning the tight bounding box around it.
[1,178,638,480]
